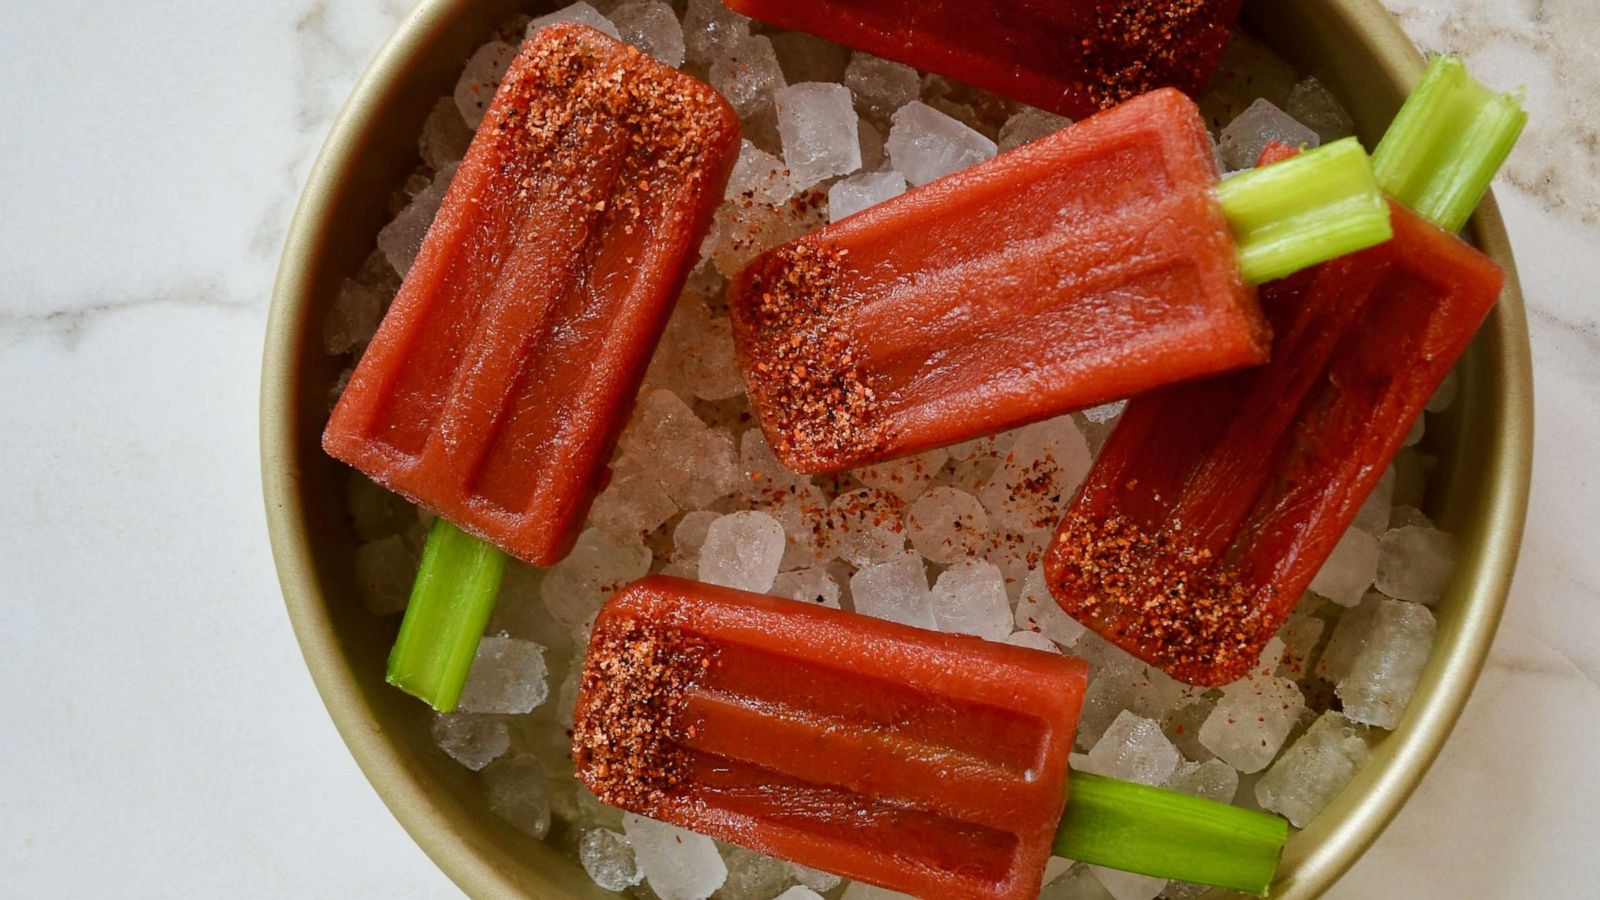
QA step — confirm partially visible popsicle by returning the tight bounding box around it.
[573,576,1289,900]
[728,87,1393,474]
[721,0,1242,118]
[324,23,740,567]
[1045,57,1525,685]
[323,23,741,711]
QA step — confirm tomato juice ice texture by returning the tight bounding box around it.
[322,23,741,565]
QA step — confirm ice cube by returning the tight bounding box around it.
[459,635,549,715]
[1285,77,1356,142]
[825,488,908,565]
[828,170,907,221]
[1002,630,1060,652]
[527,2,621,41]
[1402,414,1425,447]
[905,486,989,564]
[347,473,414,540]
[432,713,509,771]
[739,429,809,499]
[589,472,677,540]
[1164,758,1240,804]
[1255,711,1370,826]
[541,527,653,627]
[775,888,825,900]
[710,35,786,118]
[844,53,921,123]
[1040,864,1115,900]
[886,101,999,185]
[1014,567,1087,648]
[683,0,751,67]
[1309,526,1379,607]
[717,847,796,900]
[998,107,1071,151]
[790,863,843,893]
[607,1,684,67]
[673,510,722,562]
[855,447,950,502]
[481,756,552,839]
[353,535,417,616]
[453,41,517,128]
[699,511,785,593]
[929,560,1013,638]
[1082,711,1181,786]
[322,278,384,354]
[1090,867,1167,900]
[1337,598,1436,729]
[1351,467,1395,534]
[850,551,936,629]
[771,566,842,607]
[1317,593,1381,684]
[1081,400,1126,425]
[1276,612,1326,680]
[978,416,1092,533]
[1076,653,1195,750]
[725,139,799,206]
[1426,368,1458,413]
[580,828,645,891]
[775,83,863,188]
[1375,524,1456,605]
[376,163,455,276]
[623,813,728,900]
[619,389,741,508]
[419,94,474,170]
[1199,677,1306,773]
[762,482,831,570]
[1218,98,1320,171]
[771,31,850,84]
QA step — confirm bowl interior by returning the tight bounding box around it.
[262,1,1532,897]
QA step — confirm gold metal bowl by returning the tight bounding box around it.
[261,1,1533,896]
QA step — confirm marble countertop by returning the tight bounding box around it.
[2,1,1595,896]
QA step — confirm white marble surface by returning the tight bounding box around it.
[0,1,1595,896]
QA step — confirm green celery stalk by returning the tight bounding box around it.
[1371,55,1527,234]
[1216,136,1393,284]
[1054,772,1289,896]
[386,518,508,712]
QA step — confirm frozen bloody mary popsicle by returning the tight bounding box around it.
[729,87,1393,474]
[1044,57,1525,685]
[323,23,740,710]
[573,576,1288,899]
[721,0,1241,118]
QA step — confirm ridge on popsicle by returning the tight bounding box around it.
[1044,55,1526,686]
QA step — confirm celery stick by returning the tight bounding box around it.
[1216,137,1393,284]
[1054,772,1289,896]
[386,518,508,712]
[1371,54,1526,234]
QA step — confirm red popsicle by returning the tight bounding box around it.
[728,88,1392,474]
[573,576,1085,900]
[1044,57,1524,685]
[721,0,1241,118]
[323,24,740,566]
[572,577,1289,898]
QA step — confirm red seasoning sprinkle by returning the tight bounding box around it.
[1082,0,1235,110]
[571,615,716,814]
[1048,513,1267,685]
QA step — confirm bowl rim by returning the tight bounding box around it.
[261,1,1534,896]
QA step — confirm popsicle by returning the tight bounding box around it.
[720,0,1241,118]
[728,87,1393,474]
[573,576,1288,899]
[324,23,740,566]
[1044,57,1525,685]
[323,23,741,710]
